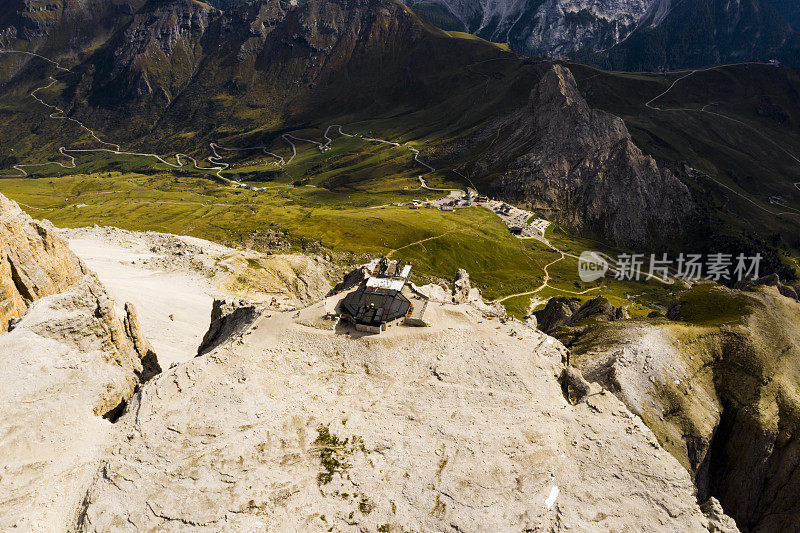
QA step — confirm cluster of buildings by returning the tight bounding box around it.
[338,259,428,334]
[393,190,551,240]
[234,183,265,192]
[488,201,550,239]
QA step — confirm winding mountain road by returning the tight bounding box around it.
[0,50,253,184]
[645,62,800,218]
[1,48,459,197]
[2,48,611,307]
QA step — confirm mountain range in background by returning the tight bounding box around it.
[406,0,800,70]
[2,0,798,73]
[1,0,799,260]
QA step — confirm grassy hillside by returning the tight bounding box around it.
[1,0,798,309]
[0,169,681,317]
[567,61,800,274]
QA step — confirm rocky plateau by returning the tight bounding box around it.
[0,193,740,531]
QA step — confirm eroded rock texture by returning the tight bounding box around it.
[0,193,80,332]
[0,194,160,531]
[474,64,694,247]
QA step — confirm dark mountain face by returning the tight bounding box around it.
[0,0,138,81]
[763,0,800,29]
[406,0,800,70]
[405,0,655,59]
[62,0,511,144]
[591,0,800,71]
[0,0,137,51]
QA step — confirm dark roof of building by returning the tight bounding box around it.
[341,286,411,326]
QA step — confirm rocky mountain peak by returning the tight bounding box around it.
[533,63,584,108]
[527,63,630,152]
[448,63,693,247]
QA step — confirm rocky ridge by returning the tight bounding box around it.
[451,63,693,247]
[557,282,800,531]
[0,193,81,332]
[537,295,630,334]
[73,292,726,531]
[0,194,161,531]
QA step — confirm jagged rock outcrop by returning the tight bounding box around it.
[538,297,584,332]
[559,365,593,404]
[197,298,259,356]
[558,283,800,531]
[0,195,161,531]
[702,497,739,533]
[736,273,800,302]
[411,268,505,315]
[451,267,471,302]
[0,274,161,531]
[537,295,629,334]
[74,295,718,531]
[475,64,693,247]
[328,264,372,295]
[124,302,162,381]
[0,193,81,332]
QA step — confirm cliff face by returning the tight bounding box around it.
[596,0,800,70]
[559,283,800,531]
[93,0,215,102]
[0,193,161,530]
[0,193,81,332]
[406,0,655,56]
[474,64,693,248]
[406,0,800,69]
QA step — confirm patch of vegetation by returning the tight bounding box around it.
[431,494,446,518]
[358,496,376,515]
[313,424,352,486]
[245,258,264,270]
[670,283,754,326]
[0,168,688,319]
